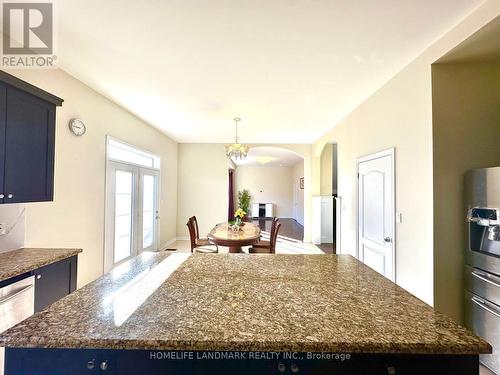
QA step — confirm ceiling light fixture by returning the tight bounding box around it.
[225,117,249,160]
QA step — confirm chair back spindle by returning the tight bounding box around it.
[270,222,281,254]
[186,218,197,252]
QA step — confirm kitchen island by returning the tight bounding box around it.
[0,252,491,374]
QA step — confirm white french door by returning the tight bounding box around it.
[357,149,395,281]
[105,161,160,271]
[139,168,160,252]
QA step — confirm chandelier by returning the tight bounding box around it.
[225,117,250,160]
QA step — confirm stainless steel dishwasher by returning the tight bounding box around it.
[0,275,35,375]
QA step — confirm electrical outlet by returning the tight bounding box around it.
[396,212,403,223]
[0,223,6,235]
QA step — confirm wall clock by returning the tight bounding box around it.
[68,118,86,136]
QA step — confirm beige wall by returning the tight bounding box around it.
[432,62,500,322]
[177,144,228,238]
[320,144,333,196]
[314,59,435,305]
[235,166,295,218]
[311,1,500,307]
[292,162,305,225]
[3,68,178,288]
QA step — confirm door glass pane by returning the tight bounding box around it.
[114,170,133,263]
[142,174,155,249]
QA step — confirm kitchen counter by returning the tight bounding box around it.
[0,248,82,283]
[0,252,490,355]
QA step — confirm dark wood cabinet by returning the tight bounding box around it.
[0,71,63,204]
[33,255,77,313]
[4,87,56,203]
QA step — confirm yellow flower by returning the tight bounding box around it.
[235,208,246,218]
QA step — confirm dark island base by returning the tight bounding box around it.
[5,348,478,375]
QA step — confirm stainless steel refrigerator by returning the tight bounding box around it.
[465,166,500,374]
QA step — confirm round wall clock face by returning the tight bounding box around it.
[69,118,86,136]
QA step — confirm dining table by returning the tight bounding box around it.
[207,222,261,253]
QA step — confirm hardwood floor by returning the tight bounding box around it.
[250,218,304,241]
[317,243,336,254]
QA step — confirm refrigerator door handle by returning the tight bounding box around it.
[472,295,500,319]
[471,270,500,289]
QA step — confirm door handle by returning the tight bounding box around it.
[471,296,500,319]
[0,284,33,305]
[384,237,392,243]
[471,270,500,288]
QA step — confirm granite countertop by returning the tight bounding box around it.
[0,253,491,354]
[0,248,82,283]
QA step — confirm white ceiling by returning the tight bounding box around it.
[52,0,483,143]
[233,146,303,167]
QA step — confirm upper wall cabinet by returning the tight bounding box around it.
[0,71,63,204]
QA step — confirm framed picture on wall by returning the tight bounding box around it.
[300,177,304,189]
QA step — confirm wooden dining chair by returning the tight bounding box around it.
[249,222,281,254]
[251,217,279,250]
[191,216,211,246]
[187,218,218,253]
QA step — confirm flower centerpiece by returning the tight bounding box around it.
[234,208,247,227]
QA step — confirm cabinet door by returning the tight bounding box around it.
[0,84,5,204]
[33,256,77,313]
[4,87,56,203]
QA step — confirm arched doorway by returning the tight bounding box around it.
[231,146,305,241]
[316,142,338,253]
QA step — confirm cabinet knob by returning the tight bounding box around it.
[100,360,108,371]
[86,359,95,370]
[291,363,300,373]
[36,274,42,280]
[0,194,3,199]
[277,362,286,373]
[7,194,13,199]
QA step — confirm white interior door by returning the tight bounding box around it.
[357,149,395,281]
[105,161,160,271]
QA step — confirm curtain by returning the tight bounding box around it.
[228,169,235,221]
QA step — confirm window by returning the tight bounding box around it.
[107,138,160,169]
